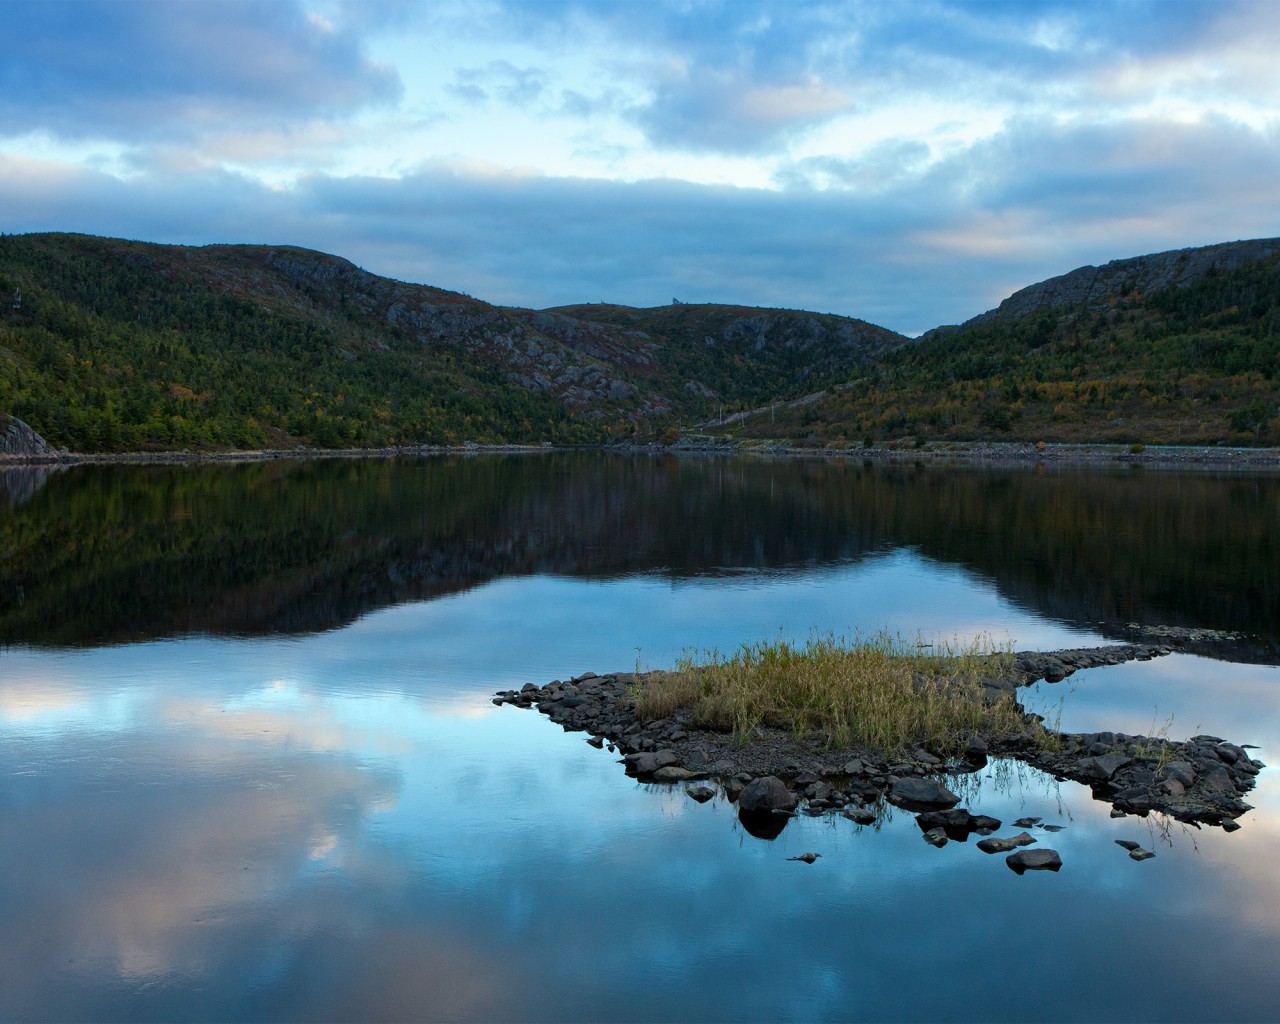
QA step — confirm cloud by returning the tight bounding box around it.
[634,66,853,154]
[448,60,550,107]
[0,0,401,144]
[5,93,1280,338]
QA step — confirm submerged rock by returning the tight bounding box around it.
[915,808,1002,840]
[1007,849,1062,874]
[977,832,1037,854]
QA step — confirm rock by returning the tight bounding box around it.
[738,776,798,814]
[804,781,836,802]
[787,852,821,864]
[841,759,865,776]
[843,807,877,826]
[1006,849,1062,874]
[1042,659,1071,683]
[1013,816,1041,827]
[686,785,716,803]
[1162,761,1196,787]
[887,777,961,810]
[916,809,973,834]
[968,815,1002,835]
[977,832,1037,854]
[0,415,53,459]
[625,749,680,776]
[653,766,701,781]
[1129,847,1156,862]
[922,827,949,847]
[1200,765,1238,798]
[1115,839,1141,851]
[586,736,604,748]
[1084,753,1131,780]
[1040,824,1065,832]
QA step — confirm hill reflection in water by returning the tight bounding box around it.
[1,452,1277,659]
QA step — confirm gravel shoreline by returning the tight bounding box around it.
[4,439,1279,469]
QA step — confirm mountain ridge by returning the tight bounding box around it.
[928,237,1280,338]
[2,231,1278,452]
[0,232,904,452]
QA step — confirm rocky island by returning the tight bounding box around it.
[495,640,1262,864]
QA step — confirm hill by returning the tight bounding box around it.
[729,239,1280,447]
[0,233,905,453]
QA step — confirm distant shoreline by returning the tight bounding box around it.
[4,438,1280,470]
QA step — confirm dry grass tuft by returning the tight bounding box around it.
[635,631,1033,757]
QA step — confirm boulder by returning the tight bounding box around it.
[1084,753,1130,780]
[887,777,960,810]
[737,776,798,814]
[686,785,716,803]
[625,749,680,776]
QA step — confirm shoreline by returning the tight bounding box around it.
[494,642,1262,838]
[4,438,1280,470]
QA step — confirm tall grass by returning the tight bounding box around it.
[635,631,1030,757]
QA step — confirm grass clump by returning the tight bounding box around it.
[635,631,1031,758]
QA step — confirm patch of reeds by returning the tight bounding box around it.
[635,630,1034,757]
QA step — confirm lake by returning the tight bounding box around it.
[2,452,1278,1022]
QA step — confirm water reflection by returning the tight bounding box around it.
[2,454,1278,655]
[3,455,1280,1020]
[3,659,1276,1021]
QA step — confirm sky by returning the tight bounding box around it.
[1,0,1278,336]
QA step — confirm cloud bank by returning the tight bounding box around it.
[1,0,1278,334]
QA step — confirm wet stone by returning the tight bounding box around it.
[1007,849,1062,874]
[977,832,1037,854]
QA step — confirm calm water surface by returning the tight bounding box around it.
[2,454,1278,1021]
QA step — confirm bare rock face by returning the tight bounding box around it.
[1,416,53,459]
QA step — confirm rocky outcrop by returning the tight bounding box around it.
[1018,732,1263,828]
[931,238,1280,336]
[0,415,54,460]
[493,644,1262,832]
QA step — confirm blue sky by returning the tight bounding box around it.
[2,0,1278,335]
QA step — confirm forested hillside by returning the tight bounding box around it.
[731,242,1280,447]
[0,233,903,453]
[3,232,1279,454]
